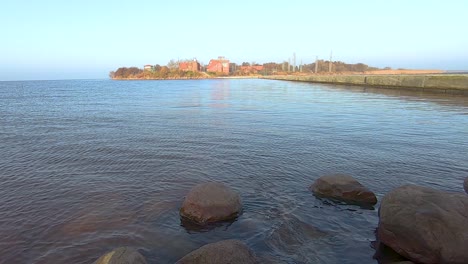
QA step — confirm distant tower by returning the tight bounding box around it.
[293,52,296,72]
[315,56,319,73]
[288,58,291,72]
[329,50,333,73]
[300,59,303,72]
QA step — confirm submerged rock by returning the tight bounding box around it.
[310,174,377,206]
[180,182,242,224]
[265,215,328,263]
[93,247,147,264]
[464,177,468,194]
[266,216,326,254]
[176,239,258,264]
[377,185,468,264]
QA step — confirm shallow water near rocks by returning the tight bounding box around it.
[1,79,467,263]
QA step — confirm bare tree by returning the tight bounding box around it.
[167,59,178,70]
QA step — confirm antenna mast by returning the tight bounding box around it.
[315,56,318,73]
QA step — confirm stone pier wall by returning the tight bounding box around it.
[263,74,468,95]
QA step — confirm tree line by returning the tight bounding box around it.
[301,60,381,73]
[110,65,204,80]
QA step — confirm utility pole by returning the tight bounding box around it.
[328,50,333,73]
[315,56,318,73]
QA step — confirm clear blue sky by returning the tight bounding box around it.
[1,0,467,80]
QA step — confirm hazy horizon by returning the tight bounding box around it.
[1,0,467,81]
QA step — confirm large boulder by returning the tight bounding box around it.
[464,177,468,194]
[180,182,242,224]
[377,185,468,264]
[176,239,258,264]
[93,247,147,264]
[310,174,377,206]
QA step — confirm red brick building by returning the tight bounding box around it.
[179,60,201,72]
[207,56,230,74]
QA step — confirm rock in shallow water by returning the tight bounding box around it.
[310,174,377,206]
[265,215,329,263]
[266,215,326,254]
[93,247,147,264]
[180,182,242,224]
[176,239,258,264]
[377,184,468,264]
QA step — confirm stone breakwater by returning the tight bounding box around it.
[263,74,468,95]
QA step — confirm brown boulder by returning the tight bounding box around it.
[93,247,147,264]
[176,239,258,264]
[310,174,377,205]
[464,177,468,194]
[377,185,468,264]
[180,182,242,224]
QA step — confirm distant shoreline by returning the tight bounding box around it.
[110,70,468,96]
[111,75,260,81]
[110,69,456,81]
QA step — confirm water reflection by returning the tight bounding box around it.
[180,217,238,234]
[209,79,231,109]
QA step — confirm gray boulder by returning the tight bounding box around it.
[310,174,377,205]
[180,182,242,224]
[377,185,468,264]
[464,177,468,194]
[93,247,147,264]
[176,239,258,264]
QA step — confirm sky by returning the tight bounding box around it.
[1,0,467,80]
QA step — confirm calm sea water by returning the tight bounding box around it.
[1,79,467,263]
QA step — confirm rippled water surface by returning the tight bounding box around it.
[1,79,467,263]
